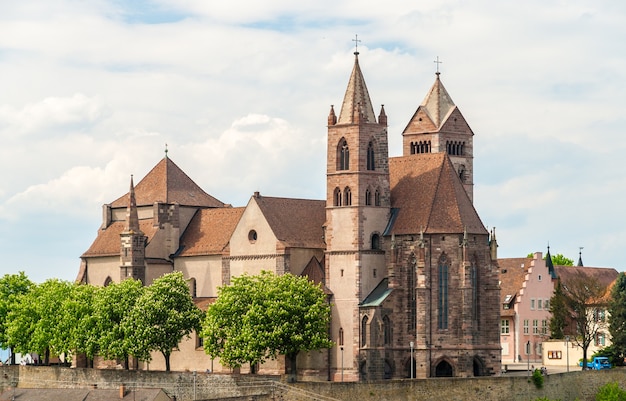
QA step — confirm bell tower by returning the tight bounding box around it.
[325,50,390,381]
[402,72,475,201]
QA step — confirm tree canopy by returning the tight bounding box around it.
[202,271,332,377]
[126,272,203,371]
[608,272,626,364]
[0,272,33,362]
[527,252,574,266]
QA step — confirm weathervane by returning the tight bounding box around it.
[352,34,361,55]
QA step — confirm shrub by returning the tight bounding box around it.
[595,381,626,401]
[532,368,544,389]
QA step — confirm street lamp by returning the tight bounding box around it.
[410,341,414,379]
[340,346,344,382]
[565,336,570,373]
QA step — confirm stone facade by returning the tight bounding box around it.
[78,52,500,381]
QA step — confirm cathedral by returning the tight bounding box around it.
[78,50,501,380]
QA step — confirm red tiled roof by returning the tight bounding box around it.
[82,220,159,257]
[301,256,332,295]
[179,207,245,256]
[389,153,487,235]
[111,157,224,208]
[253,195,326,249]
[498,257,531,308]
[554,265,618,291]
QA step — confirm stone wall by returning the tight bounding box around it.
[1,365,625,401]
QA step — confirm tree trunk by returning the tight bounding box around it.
[9,347,15,365]
[44,348,50,365]
[163,351,171,372]
[286,353,298,383]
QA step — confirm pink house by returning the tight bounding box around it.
[499,251,555,366]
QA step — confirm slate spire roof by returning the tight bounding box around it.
[388,153,486,235]
[337,52,377,125]
[111,156,224,208]
[123,175,141,234]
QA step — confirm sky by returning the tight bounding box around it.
[0,1,625,283]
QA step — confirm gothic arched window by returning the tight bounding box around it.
[374,189,381,206]
[334,187,342,206]
[365,188,372,206]
[339,139,350,170]
[438,257,449,330]
[367,141,375,171]
[344,187,352,206]
[383,315,391,345]
[371,233,380,250]
[361,316,369,347]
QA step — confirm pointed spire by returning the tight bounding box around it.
[489,227,498,260]
[421,73,456,128]
[577,247,584,266]
[378,104,387,126]
[328,105,337,126]
[337,52,377,124]
[124,175,142,234]
[546,244,557,279]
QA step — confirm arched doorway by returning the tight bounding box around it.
[473,357,485,376]
[434,360,453,377]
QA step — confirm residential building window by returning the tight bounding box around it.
[538,299,543,310]
[533,319,539,334]
[536,342,542,356]
[523,319,529,334]
[541,320,548,335]
[545,299,550,310]
[530,298,535,310]
[596,332,606,346]
[501,319,510,334]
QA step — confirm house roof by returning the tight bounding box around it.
[82,220,159,257]
[110,157,224,208]
[178,207,245,256]
[337,52,377,125]
[554,265,618,290]
[301,256,332,295]
[498,257,531,315]
[388,153,487,235]
[0,388,171,401]
[252,194,326,249]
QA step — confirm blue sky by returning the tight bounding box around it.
[0,0,625,283]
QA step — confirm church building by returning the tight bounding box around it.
[78,50,501,380]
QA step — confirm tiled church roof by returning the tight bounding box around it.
[389,153,486,235]
[179,207,245,256]
[82,220,158,257]
[253,194,326,249]
[111,157,224,208]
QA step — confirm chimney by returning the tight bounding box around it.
[119,384,125,398]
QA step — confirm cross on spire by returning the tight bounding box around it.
[352,34,361,55]
[434,56,443,75]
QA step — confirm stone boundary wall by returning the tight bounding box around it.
[0,365,625,401]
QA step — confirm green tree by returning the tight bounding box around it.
[94,278,145,369]
[202,271,333,380]
[549,279,567,339]
[58,283,100,366]
[527,252,574,266]
[0,272,33,364]
[6,279,73,364]
[608,272,626,365]
[126,272,203,371]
